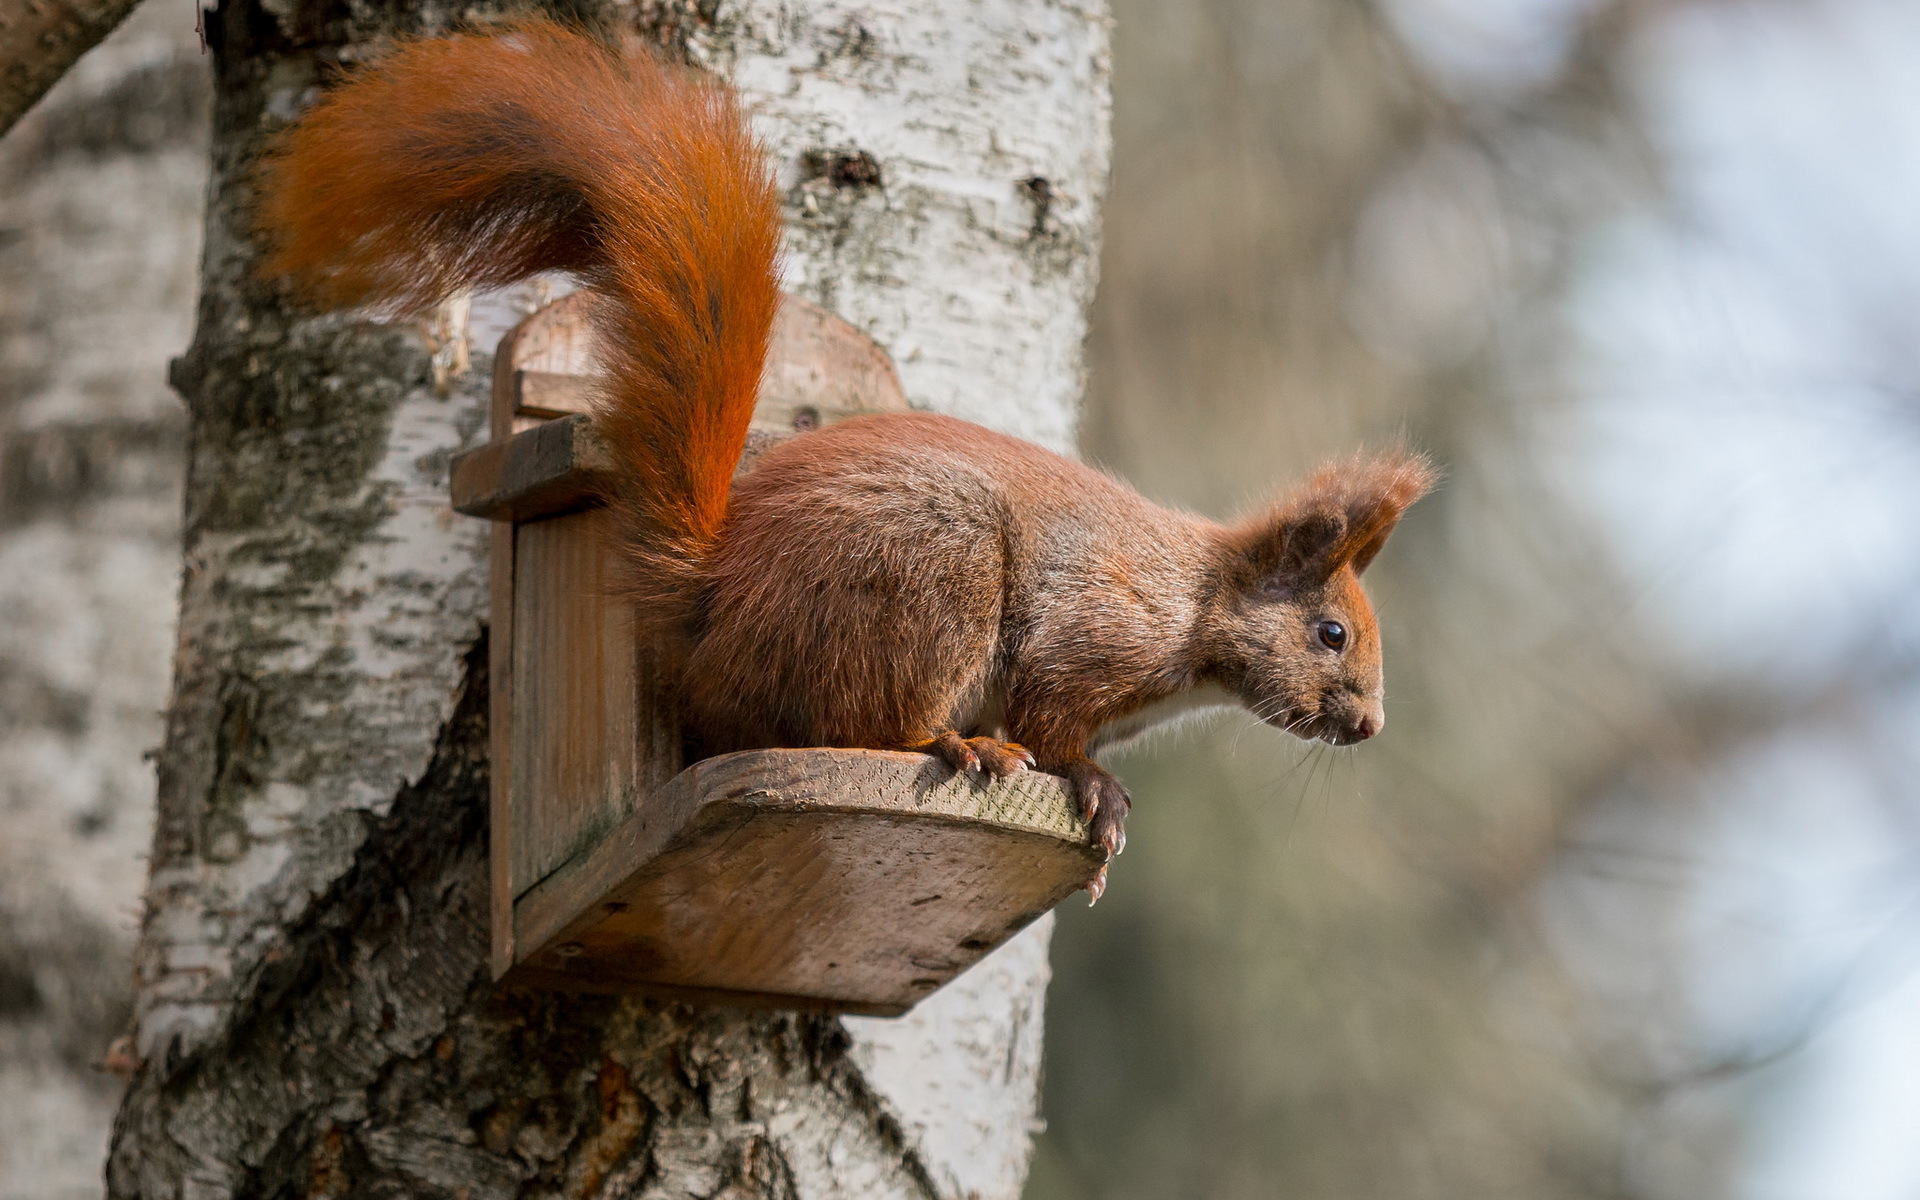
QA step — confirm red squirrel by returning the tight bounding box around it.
[256,21,1433,892]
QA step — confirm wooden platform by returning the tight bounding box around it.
[506,749,1100,1014]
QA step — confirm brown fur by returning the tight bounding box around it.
[690,414,1432,857]
[254,27,1435,863]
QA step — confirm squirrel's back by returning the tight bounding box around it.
[255,20,782,628]
[684,411,1219,751]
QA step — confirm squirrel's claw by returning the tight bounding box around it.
[1085,865,1108,906]
[922,732,1032,779]
[1066,760,1132,861]
[973,738,1034,778]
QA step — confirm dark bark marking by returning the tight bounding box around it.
[1017,175,1053,240]
[801,148,885,192]
[202,673,264,862]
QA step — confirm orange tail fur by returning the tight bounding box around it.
[255,20,782,626]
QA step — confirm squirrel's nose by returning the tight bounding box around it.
[1351,696,1385,741]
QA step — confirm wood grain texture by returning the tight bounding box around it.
[486,320,519,979]
[487,518,516,978]
[488,288,596,435]
[756,295,911,430]
[509,508,654,896]
[456,294,912,520]
[509,748,1103,1012]
[513,369,593,419]
[503,291,599,378]
[449,413,613,521]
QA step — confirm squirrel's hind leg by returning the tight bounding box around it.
[1059,757,1130,860]
[1023,753,1126,904]
[1003,698,1131,871]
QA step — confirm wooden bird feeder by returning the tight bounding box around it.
[449,294,1104,1015]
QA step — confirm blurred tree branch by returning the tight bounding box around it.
[0,0,152,135]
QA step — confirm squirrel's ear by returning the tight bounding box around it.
[1240,450,1435,590]
[1235,503,1350,593]
[1331,450,1436,576]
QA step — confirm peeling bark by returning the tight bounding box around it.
[111,1,1109,1196]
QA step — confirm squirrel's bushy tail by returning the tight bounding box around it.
[256,20,782,627]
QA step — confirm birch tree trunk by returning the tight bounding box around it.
[108,2,1109,1196]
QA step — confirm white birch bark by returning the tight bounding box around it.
[112,1,1110,1196]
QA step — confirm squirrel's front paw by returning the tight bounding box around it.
[921,731,1036,779]
[1064,760,1130,860]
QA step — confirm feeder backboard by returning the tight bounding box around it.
[450,293,1104,1014]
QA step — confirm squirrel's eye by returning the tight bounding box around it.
[1317,620,1347,651]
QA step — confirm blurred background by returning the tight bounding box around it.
[6,0,1920,1196]
[1033,0,1920,1195]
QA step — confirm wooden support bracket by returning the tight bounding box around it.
[451,413,611,522]
[458,292,1100,1012]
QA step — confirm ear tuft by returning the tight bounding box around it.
[1236,449,1436,589]
[1313,448,1437,575]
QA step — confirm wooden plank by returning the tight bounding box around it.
[509,510,642,896]
[753,296,911,431]
[507,748,1103,1011]
[633,639,683,816]
[449,414,613,521]
[504,291,600,379]
[454,422,807,524]
[488,524,517,978]
[493,292,911,427]
[515,369,595,419]
[492,291,598,433]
